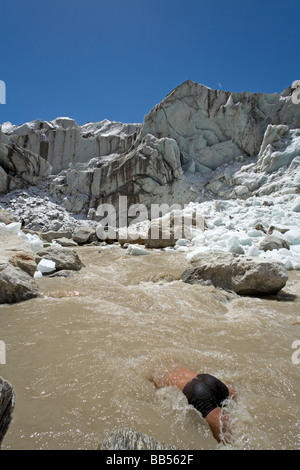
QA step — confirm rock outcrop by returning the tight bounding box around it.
[182,251,288,296]
[0,129,51,194]
[99,428,176,450]
[0,377,15,448]
[36,246,84,272]
[49,132,196,217]
[1,118,140,174]
[1,79,300,227]
[0,224,39,304]
[139,80,300,173]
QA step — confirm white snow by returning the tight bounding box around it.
[177,193,300,271]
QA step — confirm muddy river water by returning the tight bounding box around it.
[0,245,299,450]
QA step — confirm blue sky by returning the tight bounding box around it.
[1,0,299,126]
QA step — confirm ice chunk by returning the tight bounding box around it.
[291,196,300,212]
[24,233,44,253]
[37,259,56,274]
[284,228,300,245]
[34,270,43,279]
[226,237,245,254]
[126,244,150,256]
[5,222,22,235]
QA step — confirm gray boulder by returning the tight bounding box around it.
[0,225,39,303]
[0,262,39,304]
[0,377,15,448]
[37,246,84,271]
[182,251,288,296]
[40,231,73,243]
[73,226,96,244]
[258,235,290,251]
[99,428,176,450]
[55,237,78,247]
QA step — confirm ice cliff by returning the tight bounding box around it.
[1,79,300,217]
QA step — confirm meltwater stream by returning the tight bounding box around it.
[0,246,299,450]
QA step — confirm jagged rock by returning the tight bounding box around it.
[1,80,300,222]
[0,129,51,193]
[139,80,300,175]
[1,118,141,174]
[99,428,176,450]
[257,125,300,174]
[0,262,39,303]
[37,246,84,271]
[0,225,39,302]
[268,224,290,235]
[182,251,288,296]
[51,133,195,216]
[9,251,37,277]
[258,235,290,251]
[0,377,15,448]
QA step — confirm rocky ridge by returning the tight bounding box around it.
[0,79,300,303]
[1,80,299,222]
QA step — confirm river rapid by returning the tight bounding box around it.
[0,245,299,450]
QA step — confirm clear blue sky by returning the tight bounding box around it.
[1,0,299,126]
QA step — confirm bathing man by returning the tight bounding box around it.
[152,365,237,443]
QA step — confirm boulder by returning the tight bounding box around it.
[0,225,39,303]
[182,251,288,296]
[55,237,78,247]
[73,226,96,244]
[0,377,15,448]
[40,231,73,243]
[99,428,176,450]
[0,262,39,303]
[145,211,200,249]
[37,246,84,271]
[8,251,37,277]
[258,235,290,252]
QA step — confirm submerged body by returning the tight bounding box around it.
[152,365,237,443]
